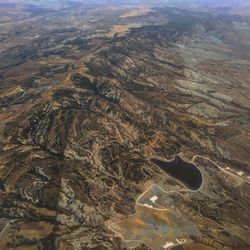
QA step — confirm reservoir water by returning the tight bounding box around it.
[151,156,203,190]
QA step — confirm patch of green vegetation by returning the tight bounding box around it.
[192,197,221,221]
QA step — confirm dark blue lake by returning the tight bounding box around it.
[151,156,203,190]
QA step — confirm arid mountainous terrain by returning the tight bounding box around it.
[0,1,250,249]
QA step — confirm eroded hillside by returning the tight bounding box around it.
[0,2,250,249]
